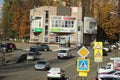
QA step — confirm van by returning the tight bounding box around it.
[57,48,72,59]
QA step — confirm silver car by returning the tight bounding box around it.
[34,60,50,70]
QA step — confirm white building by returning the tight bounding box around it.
[30,6,97,46]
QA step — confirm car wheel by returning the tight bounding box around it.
[47,77,50,80]
[57,56,60,59]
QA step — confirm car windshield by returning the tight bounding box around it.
[42,44,48,46]
[107,71,116,74]
[30,48,36,52]
[101,78,120,80]
[59,50,67,53]
[37,61,46,64]
[28,53,34,55]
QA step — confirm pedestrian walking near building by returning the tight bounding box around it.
[3,46,6,53]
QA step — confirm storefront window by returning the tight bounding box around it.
[51,18,75,28]
[62,21,65,27]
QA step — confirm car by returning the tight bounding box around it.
[27,52,39,60]
[98,70,120,79]
[57,48,72,59]
[97,77,120,80]
[29,46,39,55]
[47,67,65,80]
[1,42,17,52]
[111,43,119,49]
[34,60,50,70]
[103,49,107,56]
[103,45,112,52]
[36,43,50,51]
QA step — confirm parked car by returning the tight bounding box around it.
[98,70,120,79]
[27,52,39,60]
[1,42,17,52]
[34,60,50,70]
[57,48,72,59]
[47,67,65,80]
[36,44,50,51]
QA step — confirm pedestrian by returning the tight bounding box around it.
[1,53,5,65]
[9,43,13,52]
[3,46,6,53]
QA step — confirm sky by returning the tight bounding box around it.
[0,0,3,8]
[0,0,3,19]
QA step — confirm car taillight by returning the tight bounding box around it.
[57,72,61,74]
[48,72,50,74]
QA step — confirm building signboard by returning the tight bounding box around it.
[52,16,62,20]
[33,28,43,32]
[51,28,61,32]
[51,27,75,33]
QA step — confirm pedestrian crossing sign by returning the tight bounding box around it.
[77,58,90,72]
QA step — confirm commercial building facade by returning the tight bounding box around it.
[30,6,97,46]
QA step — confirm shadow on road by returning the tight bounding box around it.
[0,76,7,80]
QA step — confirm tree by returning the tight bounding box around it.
[1,0,13,39]
[97,1,119,42]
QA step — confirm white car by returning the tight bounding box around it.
[98,70,120,79]
[57,48,72,59]
[47,67,65,80]
[103,45,112,52]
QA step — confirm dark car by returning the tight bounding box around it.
[103,49,107,56]
[29,46,39,55]
[36,44,50,51]
[1,43,17,52]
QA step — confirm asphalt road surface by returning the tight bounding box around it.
[0,43,119,80]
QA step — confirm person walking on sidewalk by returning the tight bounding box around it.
[1,47,6,65]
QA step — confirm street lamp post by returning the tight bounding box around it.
[110,12,120,43]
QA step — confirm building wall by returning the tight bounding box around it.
[30,6,97,46]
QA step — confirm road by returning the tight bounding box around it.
[0,49,78,80]
[0,43,119,80]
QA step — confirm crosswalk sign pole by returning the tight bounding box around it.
[82,77,85,80]
[98,62,100,70]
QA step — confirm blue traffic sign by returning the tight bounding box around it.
[77,58,90,72]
